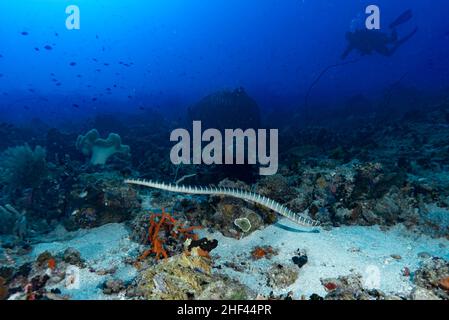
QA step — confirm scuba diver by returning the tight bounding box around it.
[341,9,418,60]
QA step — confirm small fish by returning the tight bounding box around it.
[69,62,77,66]
[139,106,145,110]
[76,74,82,78]
[56,82,62,86]
[44,45,53,50]
[72,104,79,108]
[106,87,111,91]
[28,88,35,93]
[34,47,39,51]
[54,32,59,37]
[21,31,29,36]
[95,69,101,72]
[96,34,99,39]
[50,73,55,76]
[0,74,3,78]
[0,54,3,58]
[92,97,97,101]
[92,58,98,62]
[103,63,110,66]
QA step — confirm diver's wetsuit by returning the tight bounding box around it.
[341,27,418,59]
[341,11,418,60]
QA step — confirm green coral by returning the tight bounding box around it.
[234,217,252,232]
[0,144,47,190]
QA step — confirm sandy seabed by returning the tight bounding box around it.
[18,220,448,300]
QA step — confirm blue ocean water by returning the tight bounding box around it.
[0,0,449,301]
[0,0,448,123]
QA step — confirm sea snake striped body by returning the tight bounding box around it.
[125,178,320,228]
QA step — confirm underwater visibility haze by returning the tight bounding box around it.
[0,0,449,301]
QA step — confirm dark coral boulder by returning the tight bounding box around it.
[187,87,261,130]
[186,88,262,182]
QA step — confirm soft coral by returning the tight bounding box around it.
[138,209,202,261]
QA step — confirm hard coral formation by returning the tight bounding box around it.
[76,129,130,165]
[65,172,140,230]
[0,144,47,191]
[267,263,299,289]
[2,247,86,300]
[137,251,253,300]
[138,252,213,299]
[0,204,27,237]
[320,274,396,300]
[188,87,260,131]
[211,179,273,237]
[413,257,449,299]
[256,174,296,203]
[0,277,8,300]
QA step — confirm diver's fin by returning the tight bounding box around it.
[396,27,418,46]
[389,9,413,29]
[388,27,418,56]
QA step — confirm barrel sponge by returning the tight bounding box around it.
[76,129,130,165]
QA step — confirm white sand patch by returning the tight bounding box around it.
[30,223,140,300]
[200,220,449,299]
[22,220,448,300]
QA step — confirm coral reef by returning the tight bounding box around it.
[2,87,449,301]
[187,87,260,131]
[132,209,210,263]
[413,257,449,300]
[64,172,140,230]
[76,129,130,165]
[1,247,87,300]
[137,252,213,299]
[125,178,319,229]
[137,251,254,300]
[267,263,299,289]
[320,273,400,300]
[0,204,27,237]
[0,277,8,300]
[137,210,202,261]
[0,144,47,191]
